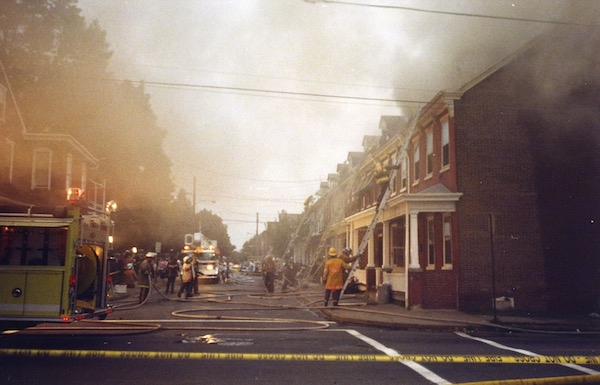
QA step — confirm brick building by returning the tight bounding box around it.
[296,29,600,315]
[0,59,104,212]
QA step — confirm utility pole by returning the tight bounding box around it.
[256,212,259,256]
[193,177,197,214]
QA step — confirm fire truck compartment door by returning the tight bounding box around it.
[0,270,63,317]
[24,270,63,317]
[0,271,26,316]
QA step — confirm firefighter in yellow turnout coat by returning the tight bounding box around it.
[322,248,351,307]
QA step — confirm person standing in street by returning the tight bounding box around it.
[263,255,276,294]
[281,257,298,292]
[322,247,350,306]
[138,252,156,304]
[165,256,179,294]
[191,254,199,295]
[177,256,194,298]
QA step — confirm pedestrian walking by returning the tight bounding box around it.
[322,247,351,306]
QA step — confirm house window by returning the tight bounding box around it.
[427,216,435,268]
[81,162,87,191]
[443,214,453,267]
[0,85,6,122]
[441,120,450,170]
[1,139,14,183]
[400,156,407,191]
[413,140,420,183]
[391,222,405,267]
[426,130,434,176]
[32,148,52,189]
[66,153,73,190]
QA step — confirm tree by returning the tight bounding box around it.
[263,215,298,258]
[195,209,234,258]
[1,0,178,251]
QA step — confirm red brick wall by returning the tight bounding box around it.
[454,67,548,313]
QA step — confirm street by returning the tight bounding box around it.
[1,273,599,385]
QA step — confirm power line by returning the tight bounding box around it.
[315,0,599,27]
[102,77,426,105]
[117,62,433,95]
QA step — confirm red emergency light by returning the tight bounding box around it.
[67,188,83,204]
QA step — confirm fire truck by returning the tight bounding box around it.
[0,188,116,323]
[179,232,221,284]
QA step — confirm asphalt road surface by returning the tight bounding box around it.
[1,273,599,385]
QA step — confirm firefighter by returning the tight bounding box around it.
[123,263,137,288]
[191,254,200,294]
[322,247,351,306]
[281,257,298,292]
[177,256,194,298]
[374,161,399,209]
[138,252,156,303]
[263,255,276,294]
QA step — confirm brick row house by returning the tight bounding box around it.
[296,29,600,314]
[0,60,104,213]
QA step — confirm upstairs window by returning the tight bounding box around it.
[81,162,87,191]
[400,156,407,191]
[441,120,450,170]
[426,130,434,176]
[413,140,420,183]
[32,148,52,189]
[66,153,73,190]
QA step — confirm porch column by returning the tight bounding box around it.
[382,221,392,271]
[367,230,375,268]
[408,212,420,269]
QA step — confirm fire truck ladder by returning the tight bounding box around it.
[340,106,423,298]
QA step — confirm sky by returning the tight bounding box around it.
[76,0,595,250]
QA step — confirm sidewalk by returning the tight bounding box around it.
[320,293,600,334]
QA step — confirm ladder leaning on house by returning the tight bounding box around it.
[340,106,423,298]
[297,225,337,284]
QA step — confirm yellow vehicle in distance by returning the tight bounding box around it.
[0,189,116,323]
[179,232,221,284]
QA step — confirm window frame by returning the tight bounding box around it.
[442,213,453,269]
[412,139,420,185]
[426,215,435,269]
[426,129,434,177]
[441,119,450,171]
[400,156,407,192]
[66,153,73,190]
[32,148,52,190]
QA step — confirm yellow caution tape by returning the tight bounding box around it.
[457,374,600,385]
[1,349,600,365]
